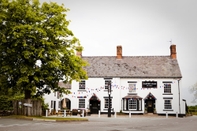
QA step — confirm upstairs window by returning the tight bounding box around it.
[129,83,136,92]
[164,83,171,93]
[79,80,85,89]
[105,80,111,90]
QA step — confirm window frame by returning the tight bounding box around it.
[128,83,136,92]
[78,99,85,108]
[79,80,85,90]
[128,99,137,110]
[123,98,142,111]
[164,83,171,93]
[164,99,172,110]
[104,98,112,109]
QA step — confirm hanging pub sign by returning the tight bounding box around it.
[142,81,157,88]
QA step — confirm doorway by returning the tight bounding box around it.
[144,92,156,113]
[89,94,100,114]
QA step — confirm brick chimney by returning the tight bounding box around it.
[170,44,176,59]
[116,45,122,59]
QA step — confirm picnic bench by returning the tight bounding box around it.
[57,110,72,116]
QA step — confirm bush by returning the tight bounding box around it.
[0,96,13,111]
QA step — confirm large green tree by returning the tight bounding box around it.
[0,0,87,99]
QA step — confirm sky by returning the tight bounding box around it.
[41,0,197,106]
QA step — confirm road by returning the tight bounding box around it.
[0,116,197,131]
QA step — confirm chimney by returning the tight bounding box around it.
[170,44,176,59]
[116,45,122,59]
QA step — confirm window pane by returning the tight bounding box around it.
[105,81,111,90]
[51,100,53,108]
[128,99,137,110]
[104,98,112,108]
[164,84,171,93]
[129,84,136,92]
[164,100,172,109]
[79,99,85,108]
[79,80,85,89]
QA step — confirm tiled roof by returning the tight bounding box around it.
[82,56,182,78]
[58,82,71,89]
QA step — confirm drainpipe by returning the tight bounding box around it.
[178,79,181,115]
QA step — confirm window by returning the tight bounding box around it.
[129,83,136,92]
[51,101,53,108]
[105,80,111,90]
[164,100,172,109]
[58,101,61,108]
[79,80,85,89]
[123,98,142,111]
[128,99,137,110]
[79,99,85,108]
[104,98,112,108]
[57,91,60,99]
[164,84,171,93]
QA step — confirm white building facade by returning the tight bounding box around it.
[44,45,186,116]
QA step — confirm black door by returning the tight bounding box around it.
[145,100,155,113]
[90,100,100,114]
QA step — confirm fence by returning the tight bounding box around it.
[13,99,42,116]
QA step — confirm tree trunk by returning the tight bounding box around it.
[25,90,31,99]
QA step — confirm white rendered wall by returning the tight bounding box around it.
[44,77,185,115]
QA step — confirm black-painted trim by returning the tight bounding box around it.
[128,81,137,83]
[103,96,113,98]
[162,81,172,83]
[162,93,173,95]
[163,97,173,99]
[163,109,174,111]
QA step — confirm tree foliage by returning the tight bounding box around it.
[0,0,87,99]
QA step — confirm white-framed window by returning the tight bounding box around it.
[164,83,171,93]
[79,99,85,108]
[128,99,137,110]
[51,100,54,108]
[79,80,85,89]
[58,101,61,108]
[105,80,111,90]
[57,91,60,99]
[104,98,112,108]
[164,99,172,109]
[129,83,136,92]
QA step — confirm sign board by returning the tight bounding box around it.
[24,103,32,107]
[142,81,157,88]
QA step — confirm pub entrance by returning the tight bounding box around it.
[89,93,100,114]
[144,92,156,113]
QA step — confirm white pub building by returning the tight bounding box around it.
[44,45,186,116]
